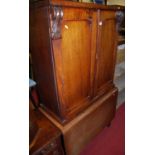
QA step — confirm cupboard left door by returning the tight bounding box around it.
[51,7,97,120]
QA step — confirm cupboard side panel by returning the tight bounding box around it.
[30,6,62,118]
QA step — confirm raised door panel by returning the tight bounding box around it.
[51,8,97,119]
[94,10,117,97]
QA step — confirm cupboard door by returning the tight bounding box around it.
[51,8,97,119]
[94,10,117,97]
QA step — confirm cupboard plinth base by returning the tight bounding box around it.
[39,88,117,155]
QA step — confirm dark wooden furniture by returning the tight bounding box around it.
[30,0,124,124]
[29,102,64,155]
[30,1,124,154]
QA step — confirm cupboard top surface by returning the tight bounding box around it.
[51,0,124,10]
[30,0,125,10]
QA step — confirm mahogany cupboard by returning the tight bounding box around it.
[30,0,124,123]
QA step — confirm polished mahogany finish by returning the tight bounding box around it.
[30,0,124,123]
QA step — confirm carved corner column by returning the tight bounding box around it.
[116,11,124,32]
[49,6,63,39]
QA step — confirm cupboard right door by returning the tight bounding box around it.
[94,10,118,97]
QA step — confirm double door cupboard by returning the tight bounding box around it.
[30,0,124,123]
